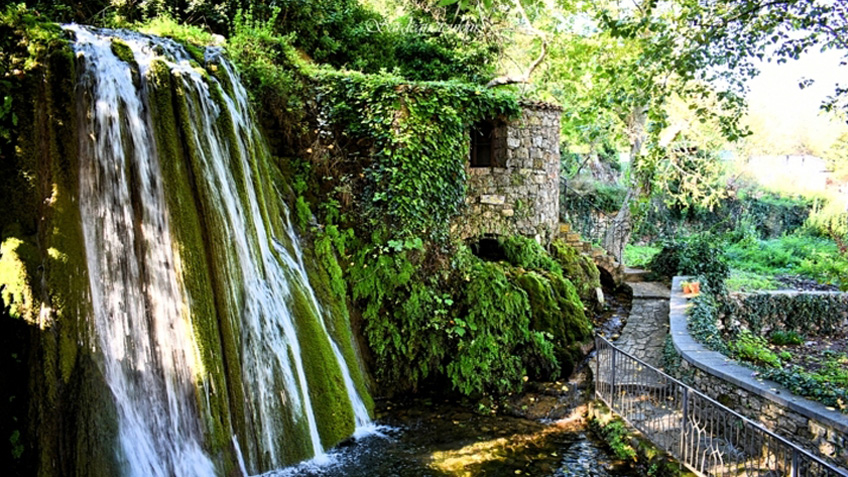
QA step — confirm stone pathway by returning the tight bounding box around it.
[613,280,670,368]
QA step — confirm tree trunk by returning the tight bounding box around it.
[602,106,647,263]
[602,187,635,264]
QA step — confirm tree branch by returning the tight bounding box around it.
[486,0,547,88]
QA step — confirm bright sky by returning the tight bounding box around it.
[745,48,848,154]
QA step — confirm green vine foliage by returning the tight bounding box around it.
[448,259,558,396]
[317,70,520,241]
[759,365,848,413]
[687,280,848,413]
[686,279,729,354]
[719,292,848,337]
[347,235,594,397]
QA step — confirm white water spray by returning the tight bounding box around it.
[68,25,373,475]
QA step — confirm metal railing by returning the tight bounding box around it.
[594,334,848,477]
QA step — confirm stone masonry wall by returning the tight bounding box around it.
[669,277,848,470]
[453,103,561,244]
[676,359,848,469]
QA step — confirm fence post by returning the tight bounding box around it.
[595,335,600,401]
[791,448,799,477]
[681,387,689,462]
[610,345,617,410]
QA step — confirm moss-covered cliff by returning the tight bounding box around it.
[0,15,374,476]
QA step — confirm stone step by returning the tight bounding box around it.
[629,281,671,299]
[624,267,651,283]
[590,246,606,258]
[564,232,582,242]
[559,223,571,234]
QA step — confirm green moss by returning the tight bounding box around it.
[67,353,120,477]
[289,281,355,448]
[303,230,374,414]
[501,235,561,273]
[147,57,234,454]
[550,239,601,304]
[513,270,591,374]
[110,39,135,65]
[184,43,206,65]
[0,237,37,322]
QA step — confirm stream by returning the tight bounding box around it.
[267,289,636,477]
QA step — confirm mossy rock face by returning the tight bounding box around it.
[550,239,602,305]
[0,237,38,322]
[301,237,374,415]
[146,58,235,456]
[2,33,123,477]
[289,282,355,448]
[3,22,382,475]
[513,269,592,375]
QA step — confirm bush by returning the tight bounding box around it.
[648,233,729,288]
[769,330,804,346]
[596,420,637,461]
[730,329,781,368]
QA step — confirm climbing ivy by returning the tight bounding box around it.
[718,292,848,337]
[686,279,729,354]
[317,70,520,241]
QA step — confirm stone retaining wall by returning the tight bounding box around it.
[720,290,848,337]
[669,277,848,470]
[454,102,561,244]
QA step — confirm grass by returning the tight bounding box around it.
[725,232,847,287]
[623,244,661,268]
[725,270,779,291]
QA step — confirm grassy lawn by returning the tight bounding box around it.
[630,231,848,291]
[623,244,661,268]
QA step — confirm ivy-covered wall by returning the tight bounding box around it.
[454,102,562,244]
[720,291,848,337]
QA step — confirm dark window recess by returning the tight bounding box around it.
[470,121,495,167]
[470,236,506,261]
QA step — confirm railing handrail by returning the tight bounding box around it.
[594,333,848,476]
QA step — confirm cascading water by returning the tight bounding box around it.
[71,25,216,477]
[67,25,372,475]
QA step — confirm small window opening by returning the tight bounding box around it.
[470,121,495,167]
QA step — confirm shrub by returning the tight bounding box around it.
[648,233,729,288]
[597,420,637,461]
[769,330,804,346]
[730,329,781,368]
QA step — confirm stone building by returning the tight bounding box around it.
[454,100,562,244]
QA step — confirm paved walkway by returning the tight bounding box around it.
[613,281,670,367]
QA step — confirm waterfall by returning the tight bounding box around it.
[67,25,372,475]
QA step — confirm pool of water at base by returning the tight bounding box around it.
[264,397,638,477]
[265,287,636,477]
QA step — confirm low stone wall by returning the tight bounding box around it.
[455,102,561,244]
[719,291,848,337]
[669,277,848,470]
